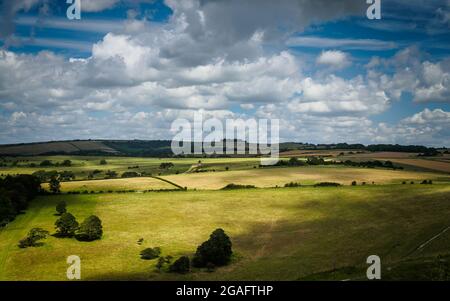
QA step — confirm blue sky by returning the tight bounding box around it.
[0,0,449,146]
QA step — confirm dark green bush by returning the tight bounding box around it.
[18,228,49,248]
[192,228,232,267]
[76,215,103,241]
[221,183,256,190]
[140,247,161,260]
[55,213,79,237]
[314,182,341,187]
[121,171,139,178]
[284,182,301,187]
[49,176,61,194]
[169,256,190,273]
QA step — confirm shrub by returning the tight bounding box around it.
[55,201,67,216]
[351,181,357,186]
[55,213,79,237]
[221,183,256,190]
[192,228,232,267]
[140,247,161,260]
[39,160,53,167]
[100,159,107,165]
[121,171,139,178]
[159,162,174,169]
[49,176,61,194]
[61,160,72,167]
[314,182,341,187]
[306,157,325,165]
[284,182,301,188]
[76,215,103,241]
[169,256,190,273]
[18,228,49,248]
[420,180,433,185]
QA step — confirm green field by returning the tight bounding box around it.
[57,177,178,192]
[1,154,450,280]
[0,156,261,180]
[162,165,448,189]
[1,184,450,280]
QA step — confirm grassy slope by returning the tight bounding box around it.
[57,177,177,192]
[1,184,450,280]
[0,156,260,180]
[162,165,448,189]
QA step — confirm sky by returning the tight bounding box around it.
[0,0,449,146]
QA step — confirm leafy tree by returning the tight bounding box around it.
[192,228,232,267]
[306,157,325,165]
[155,255,173,272]
[56,201,67,216]
[18,228,49,248]
[121,171,139,178]
[76,215,103,241]
[169,256,190,273]
[55,213,79,237]
[59,171,75,181]
[99,159,108,165]
[9,190,28,213]
[39,160,53,167]
[0,175,42,227]
[49,176,61,194]
[61,160,72,167]
[0,190,15,226]
[140,247,161,260]
[314,182,341,187]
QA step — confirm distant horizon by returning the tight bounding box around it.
[0,138,447,149]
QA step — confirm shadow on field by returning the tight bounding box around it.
[82,271,156,281]
[226,188,450,280]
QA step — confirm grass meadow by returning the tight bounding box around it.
[162,165,448,189]
[57,177,178,192]
[1,154,450,280]
[1,184,450,280]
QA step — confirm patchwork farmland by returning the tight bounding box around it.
[1,151,450,280]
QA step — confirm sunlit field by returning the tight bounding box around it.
[1,154,450,281]
[0,156,261,179]
[162,165,448,190]
[1,185,450,281]
[57,177,178,192]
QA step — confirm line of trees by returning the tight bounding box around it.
[0,175,42,227]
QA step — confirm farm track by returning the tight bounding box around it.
[406,226,450,257]
[253,218,277,260]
